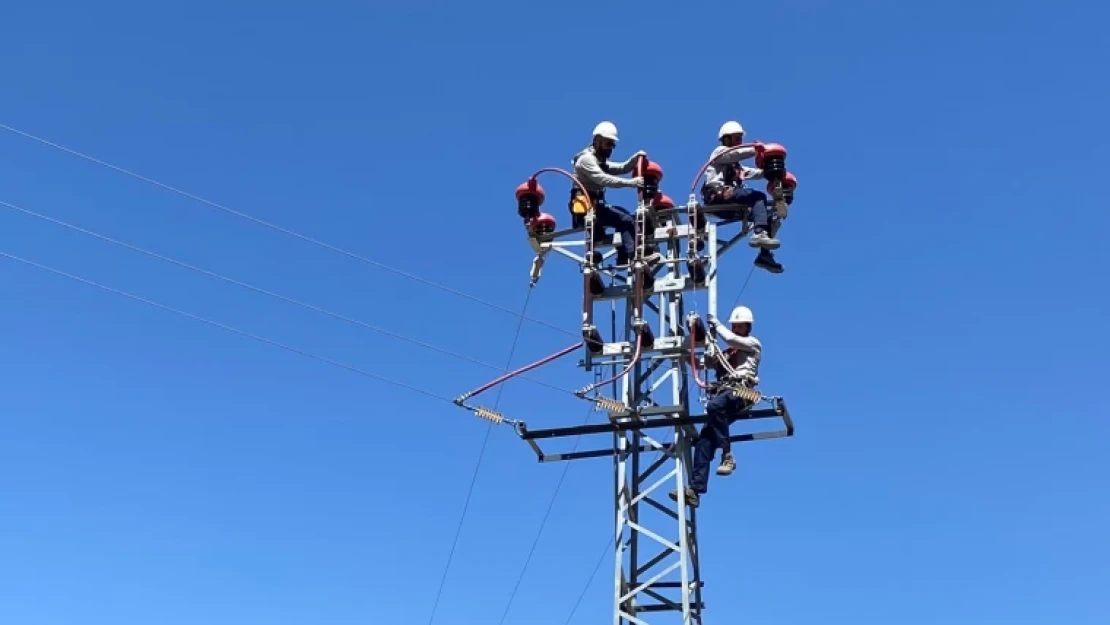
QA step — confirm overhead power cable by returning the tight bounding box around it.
[0,249,464,405]
[0,122,577,339]
[0,198,581,398]
[426,288,533,625]
[732,264,757,308]
[563,536,615,625]
[495,405,595,625]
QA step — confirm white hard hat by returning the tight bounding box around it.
[728,305,753,324]
[718,121,744,139]
[592,121,619,142]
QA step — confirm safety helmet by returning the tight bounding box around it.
[592,121,619,142]
[728,305,753,325]
[718,121,744,139]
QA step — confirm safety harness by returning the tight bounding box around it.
[709,346,760,400]
[569,147,612,229]
[700,157,747,205]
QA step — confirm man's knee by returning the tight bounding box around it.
[739,188,767,205]
[706,392,731,415]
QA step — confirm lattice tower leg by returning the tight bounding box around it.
[610,227,710,625]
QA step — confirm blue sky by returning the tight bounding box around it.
[2,1,1108,624]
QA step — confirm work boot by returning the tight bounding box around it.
[668,487,700,508]
[716,453,736,476]
[748,229,780,250]
[754,250,783,274]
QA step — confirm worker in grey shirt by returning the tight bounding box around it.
[571,121,660,267]
[670,305,762,508]
[700,120,783,274]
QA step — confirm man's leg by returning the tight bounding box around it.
[702,189,749,223]
[732,188,778,249]
[671,390,732,507]
[595,203,636,265]
[732,188,784,273]
[716,393,753,476]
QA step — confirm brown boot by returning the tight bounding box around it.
[716,453,736,476]
[668,487,701,508]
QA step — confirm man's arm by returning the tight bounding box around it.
[709,145,758,165]
[575,152,640,188]
[710,318,762,353]
[740,166,764,180]
[605,150,647,174]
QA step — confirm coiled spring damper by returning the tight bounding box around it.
[768,172,798,205]
[641,161,664,202]
[755,144,788,183]
[516,179,545,221]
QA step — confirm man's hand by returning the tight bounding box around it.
[632,150,647,160]
[752,141,766,154]
[707,313,718,325]
[630,176,645,188]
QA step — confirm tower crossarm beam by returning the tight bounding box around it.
[511,398,792,463]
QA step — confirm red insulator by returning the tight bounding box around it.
[641,161,663,202]
[515,179,546,203]
[756,143,787,183]
[530,212,557,235]
[762,143,787,158]
[653,193,675,208]
[766,172,798,193]
[516,179,546,221]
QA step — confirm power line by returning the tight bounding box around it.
[732,264,757,307]
[0,249,459,405]
[426,288,533,625]
[496,406,595,625]
[0,122,577,339]
[0,198,581,398]
[563,536,614,625]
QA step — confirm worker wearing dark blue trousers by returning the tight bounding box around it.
[670,305,763,508]
[700,120,784,274]
[571,121,662,267]
[683,388,754,507]
[593,201,637,265]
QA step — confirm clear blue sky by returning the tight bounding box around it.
[2,1,1108,623]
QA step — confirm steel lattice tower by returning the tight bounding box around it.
[510,197,794,624]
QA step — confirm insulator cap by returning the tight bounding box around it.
[530,212,557,235]
[653,192,675,208]
[644,161,664,182]
[761,143,787,158]
[755,143,786,169]
[515,179,546,205]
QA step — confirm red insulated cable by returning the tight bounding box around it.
[461,341,581,399]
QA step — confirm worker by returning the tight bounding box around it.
[701,121,783,274]
[670,305,762,508]
[571,121,661,267]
